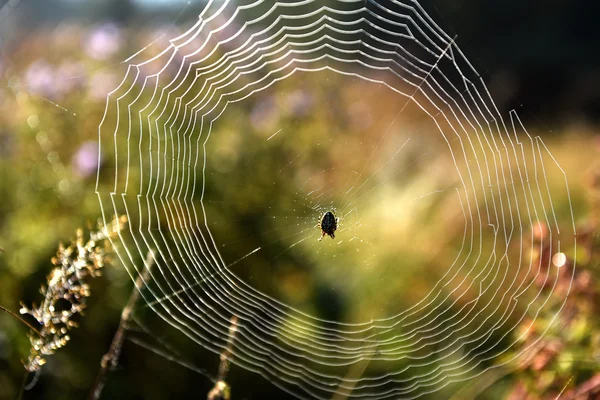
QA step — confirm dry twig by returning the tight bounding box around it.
[208,315,239,400]
[89,249,155,400]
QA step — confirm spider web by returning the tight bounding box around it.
[95,0,576,398]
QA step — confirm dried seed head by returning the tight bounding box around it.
[19,216,125,372]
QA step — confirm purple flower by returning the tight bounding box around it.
[250,96,280,133]
[25,60,55,97]
[286,90,313,117]
[84,23,122,60]
[73,141,100,178]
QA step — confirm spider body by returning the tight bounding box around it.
[319,211,338,240]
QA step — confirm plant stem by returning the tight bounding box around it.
[88,250,154,400]
[0,305,41,335]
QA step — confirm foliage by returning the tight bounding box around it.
[0,5,599,400]
[504,166,600,398]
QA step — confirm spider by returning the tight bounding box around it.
[317,211,339,241]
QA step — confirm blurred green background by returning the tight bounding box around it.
[0,0,599,399]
